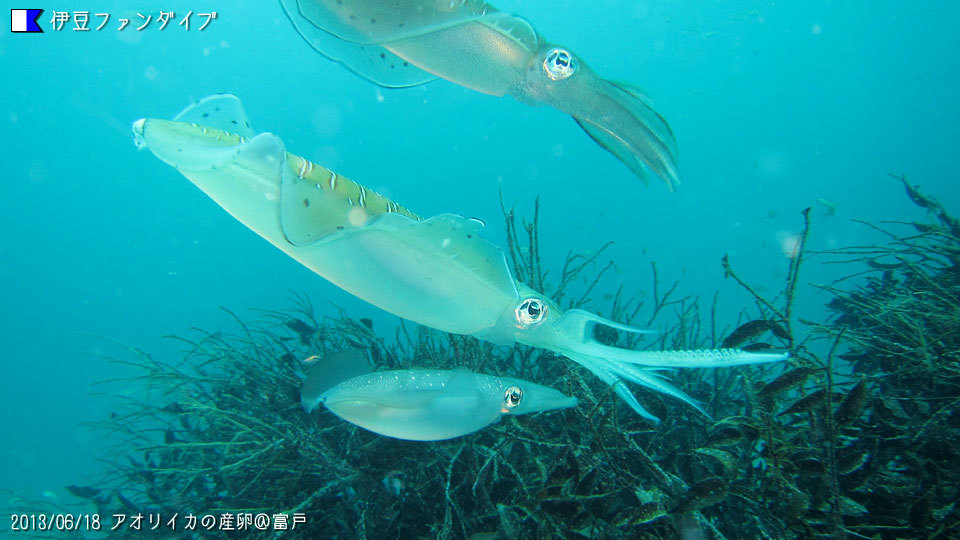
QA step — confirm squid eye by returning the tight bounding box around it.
[515,297,547,326]
[543,47,576,80]
[503,385,523,409]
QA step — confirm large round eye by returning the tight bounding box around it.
[503,385,523,409]
[543,47,576,81]
[515,297,547,327]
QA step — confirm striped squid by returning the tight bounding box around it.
[132,94,785,423]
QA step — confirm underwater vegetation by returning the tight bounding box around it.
[808,175,960,538]
[8,177,958,539]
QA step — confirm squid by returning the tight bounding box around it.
[132,94,786,422]
[301,356,577,440]
[279,0,680,189]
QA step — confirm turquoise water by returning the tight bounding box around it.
[1,0,957,511]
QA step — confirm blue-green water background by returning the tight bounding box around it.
[1,0,957,501]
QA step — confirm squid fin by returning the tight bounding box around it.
[301,349,371,413]
[173,93,255,137]
[280,0,437,88]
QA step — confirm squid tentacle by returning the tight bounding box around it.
[619,348,789,368]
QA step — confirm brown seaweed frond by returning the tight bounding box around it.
[721,206,811,349]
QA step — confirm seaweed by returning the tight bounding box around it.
[807,175,960,538]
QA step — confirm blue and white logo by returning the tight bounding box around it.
[11,9,44,33]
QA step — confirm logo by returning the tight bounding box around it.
[11,9,44,33]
